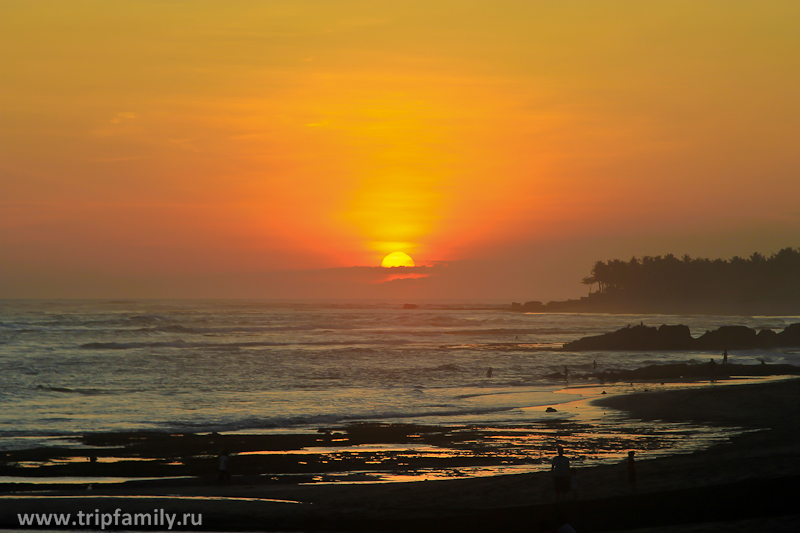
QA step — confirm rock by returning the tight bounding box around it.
[656,324,695,349]
[776,322,800,345]
[563,322,800,351]
[563,324,692,351]
[512,301,545,312]
[546,407,558,412]
[605,363,800,380]
[757,328,779,347]
[695,325,760,350]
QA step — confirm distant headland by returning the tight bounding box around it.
[513,247,800,315]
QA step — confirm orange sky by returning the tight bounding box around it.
[2,1,799,299]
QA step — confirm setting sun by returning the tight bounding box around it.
[381,252,415,268]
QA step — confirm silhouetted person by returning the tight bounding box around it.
[593,359,598,371]
[563,365,570,381]
[486,367,493,378]
[218,449,231,484]
[627,450,636,490]
[551,446,571,501]
[722,349,728,364]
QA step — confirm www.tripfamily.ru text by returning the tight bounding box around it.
[18,508,202,529]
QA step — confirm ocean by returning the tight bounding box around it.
[2,300,798,450]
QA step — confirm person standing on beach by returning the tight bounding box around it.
[218,449,231,484]
[551,445,571,501]
[627,450,636,491]
[563,365,570,382]
[722,349,728,364]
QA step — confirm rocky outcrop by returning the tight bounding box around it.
[545,363,800,382]
[511,301,544,312]
[563,322,800,351]
[606,363,800,380]
[695,325,759,350]
[563,324,694,351]
[777,323,800,345]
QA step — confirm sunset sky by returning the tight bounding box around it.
[2,1,799,300]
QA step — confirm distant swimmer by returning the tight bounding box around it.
[486,367,493,378]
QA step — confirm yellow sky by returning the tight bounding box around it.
[2,1,799,298]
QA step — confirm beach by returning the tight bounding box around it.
[3,376,799,531]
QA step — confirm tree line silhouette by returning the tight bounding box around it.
[579,247,800,312]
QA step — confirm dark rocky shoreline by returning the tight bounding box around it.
[563,322,800,351]
[545,363,800,383]
[0,424,529,485]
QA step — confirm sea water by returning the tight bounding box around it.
[1,299,798,452]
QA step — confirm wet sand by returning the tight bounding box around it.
[2,377,799,531]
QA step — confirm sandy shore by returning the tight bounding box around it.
[2,377,799,531]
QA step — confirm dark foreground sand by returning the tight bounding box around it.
[2,378,799,532]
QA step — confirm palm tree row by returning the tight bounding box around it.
[581,247,800,304]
